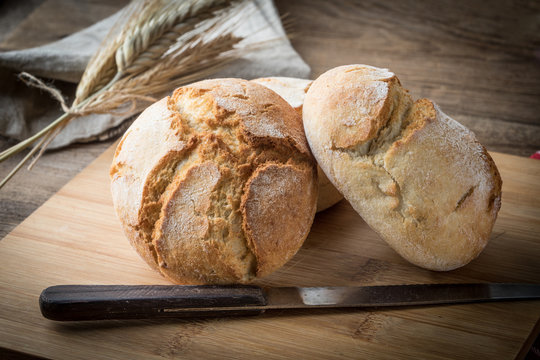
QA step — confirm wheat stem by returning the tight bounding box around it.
[0,134,49,189]
[0,112,72,161]
[27,121,68,170]
[0,73,122,187]
[0,72,120,162]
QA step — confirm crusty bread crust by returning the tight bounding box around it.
[252,77,344,212]
[303,65,502,271]
[111,78,318,284]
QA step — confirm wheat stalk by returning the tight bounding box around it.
[0,0,258,189]
[74,0,156,103]
[116,0,231,75]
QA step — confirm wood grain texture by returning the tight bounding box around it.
[0,2,539,356]
[0,145,538,359]
[1,0,539,242]
[275,0,540,157]
[0,0,45,46]
[0,139,116,240]
[0,0,129,51]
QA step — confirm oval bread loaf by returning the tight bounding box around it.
[303,65,502,271]
[252,76,344,212]
[110,78,318,284]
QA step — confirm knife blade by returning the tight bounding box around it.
[39,283,540,321]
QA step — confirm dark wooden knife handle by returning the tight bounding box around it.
[40,285,267,321]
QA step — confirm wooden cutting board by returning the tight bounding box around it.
[0,146,539,359]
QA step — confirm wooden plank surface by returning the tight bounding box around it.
[275,0,540,157]
[0,0,129,51]
[1,0,540,242]
[0,145,538,359]
[0,1,539,357]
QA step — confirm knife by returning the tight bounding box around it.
[39,283,540,321]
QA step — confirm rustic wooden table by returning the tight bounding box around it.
[0,0,539,358]
[1,0,539,239]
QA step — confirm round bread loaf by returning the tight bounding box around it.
[303,65,502,271]
[252,77,344,212]
[110,78,318,284]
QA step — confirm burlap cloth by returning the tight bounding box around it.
[0,0,310,149]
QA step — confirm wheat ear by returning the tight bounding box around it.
[74,0,155,103]
[0,0,261,189]
[116,0,231,76]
